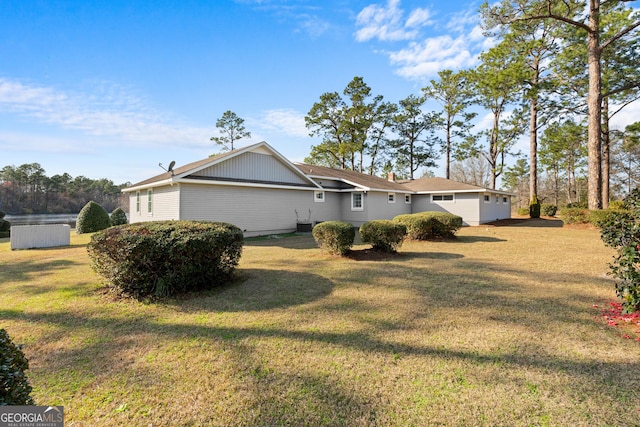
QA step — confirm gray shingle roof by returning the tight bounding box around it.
[294,163,410,192]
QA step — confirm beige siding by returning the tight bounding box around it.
[195,152,308,185]
[129,185,180,223]
[412,193,481,226]
[365,192,412,221]
[479,194,511,224]
[179,183,336,236]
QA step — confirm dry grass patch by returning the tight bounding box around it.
[1,225,639,426]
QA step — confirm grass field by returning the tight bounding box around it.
[1,219,639,426]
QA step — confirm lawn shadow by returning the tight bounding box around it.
[485,217,564,228]
[166,268,335,313]
[0,258,82,284]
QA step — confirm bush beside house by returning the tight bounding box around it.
[76,201,111,234]
[87,221,243,298]
[312,221,355,256]
[110,208,128,226]
[393,212,462,240]
[360,220,406,253]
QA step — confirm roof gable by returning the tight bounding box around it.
[124,142,319,191]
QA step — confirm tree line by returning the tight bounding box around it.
[0,163,128,214]
[288,0,639,210]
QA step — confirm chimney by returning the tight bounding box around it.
[387,172,396,182]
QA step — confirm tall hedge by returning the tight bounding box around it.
[0,328,34,405]
[360,220,407,253]
[77,201,111,234]
[87,221,243,298]
[599,189,640,313]
[393,212,462,240]
[312,221,355,256]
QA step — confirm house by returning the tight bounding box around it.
[122,142,513,236]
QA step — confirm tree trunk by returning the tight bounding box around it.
[601,96,610,208]
[587,0,603,210]
[446,118,452,179]
[529,96,538,203]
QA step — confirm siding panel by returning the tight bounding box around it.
[195,152,308,185]
[180,183,336,236]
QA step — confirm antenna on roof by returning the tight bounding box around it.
[159,161,176,176]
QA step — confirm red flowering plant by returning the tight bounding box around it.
[593,301,640,342]
[598,188,640,313]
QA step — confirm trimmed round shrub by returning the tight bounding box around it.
[110,207,128,226]
[87,221,244,298]
[529,195,541,218]
[0,328,34,405]
[77,201,111,234]
[312,221,355,256]
[360,220,407,253]
[516,207,529,216]
[559,207,589,225]
[393,212,462,240]
[541,204,558,217]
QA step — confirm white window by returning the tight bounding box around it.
[136,191,140,213]
[432,194,454,202]
[405,194,412,204]
[483,194,491,203]
[314,191,325,203]
[503,196,508,204]
[147,189,153,215]
[351,192,363,211]
[496,196,500,204]
[388,193,396,203]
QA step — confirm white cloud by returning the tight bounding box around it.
[389,35,478,79]
[355,0,432,42]
[252,108,309,138]
[0,78,212,149]
[354,2,487,80]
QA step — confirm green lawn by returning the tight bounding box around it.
[1,220,639,426]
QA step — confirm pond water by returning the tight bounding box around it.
[5,214,78,227]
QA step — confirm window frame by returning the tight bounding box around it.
[432,194,454,202]
[314,190,325,203]
[147,189,153,215]
[387,193,396,204]
[351,192,364,211]
[405,194,412,204]
[135,191,141,213]
[483,194,491,203]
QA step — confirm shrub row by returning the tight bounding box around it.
[312,212,462,256]
[393,212,462,240]
[516,204,557,217]
[0,328,34,405]
[559,206,628,226]
[87,221,243,298]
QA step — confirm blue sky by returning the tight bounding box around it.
[1,0,637,185]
